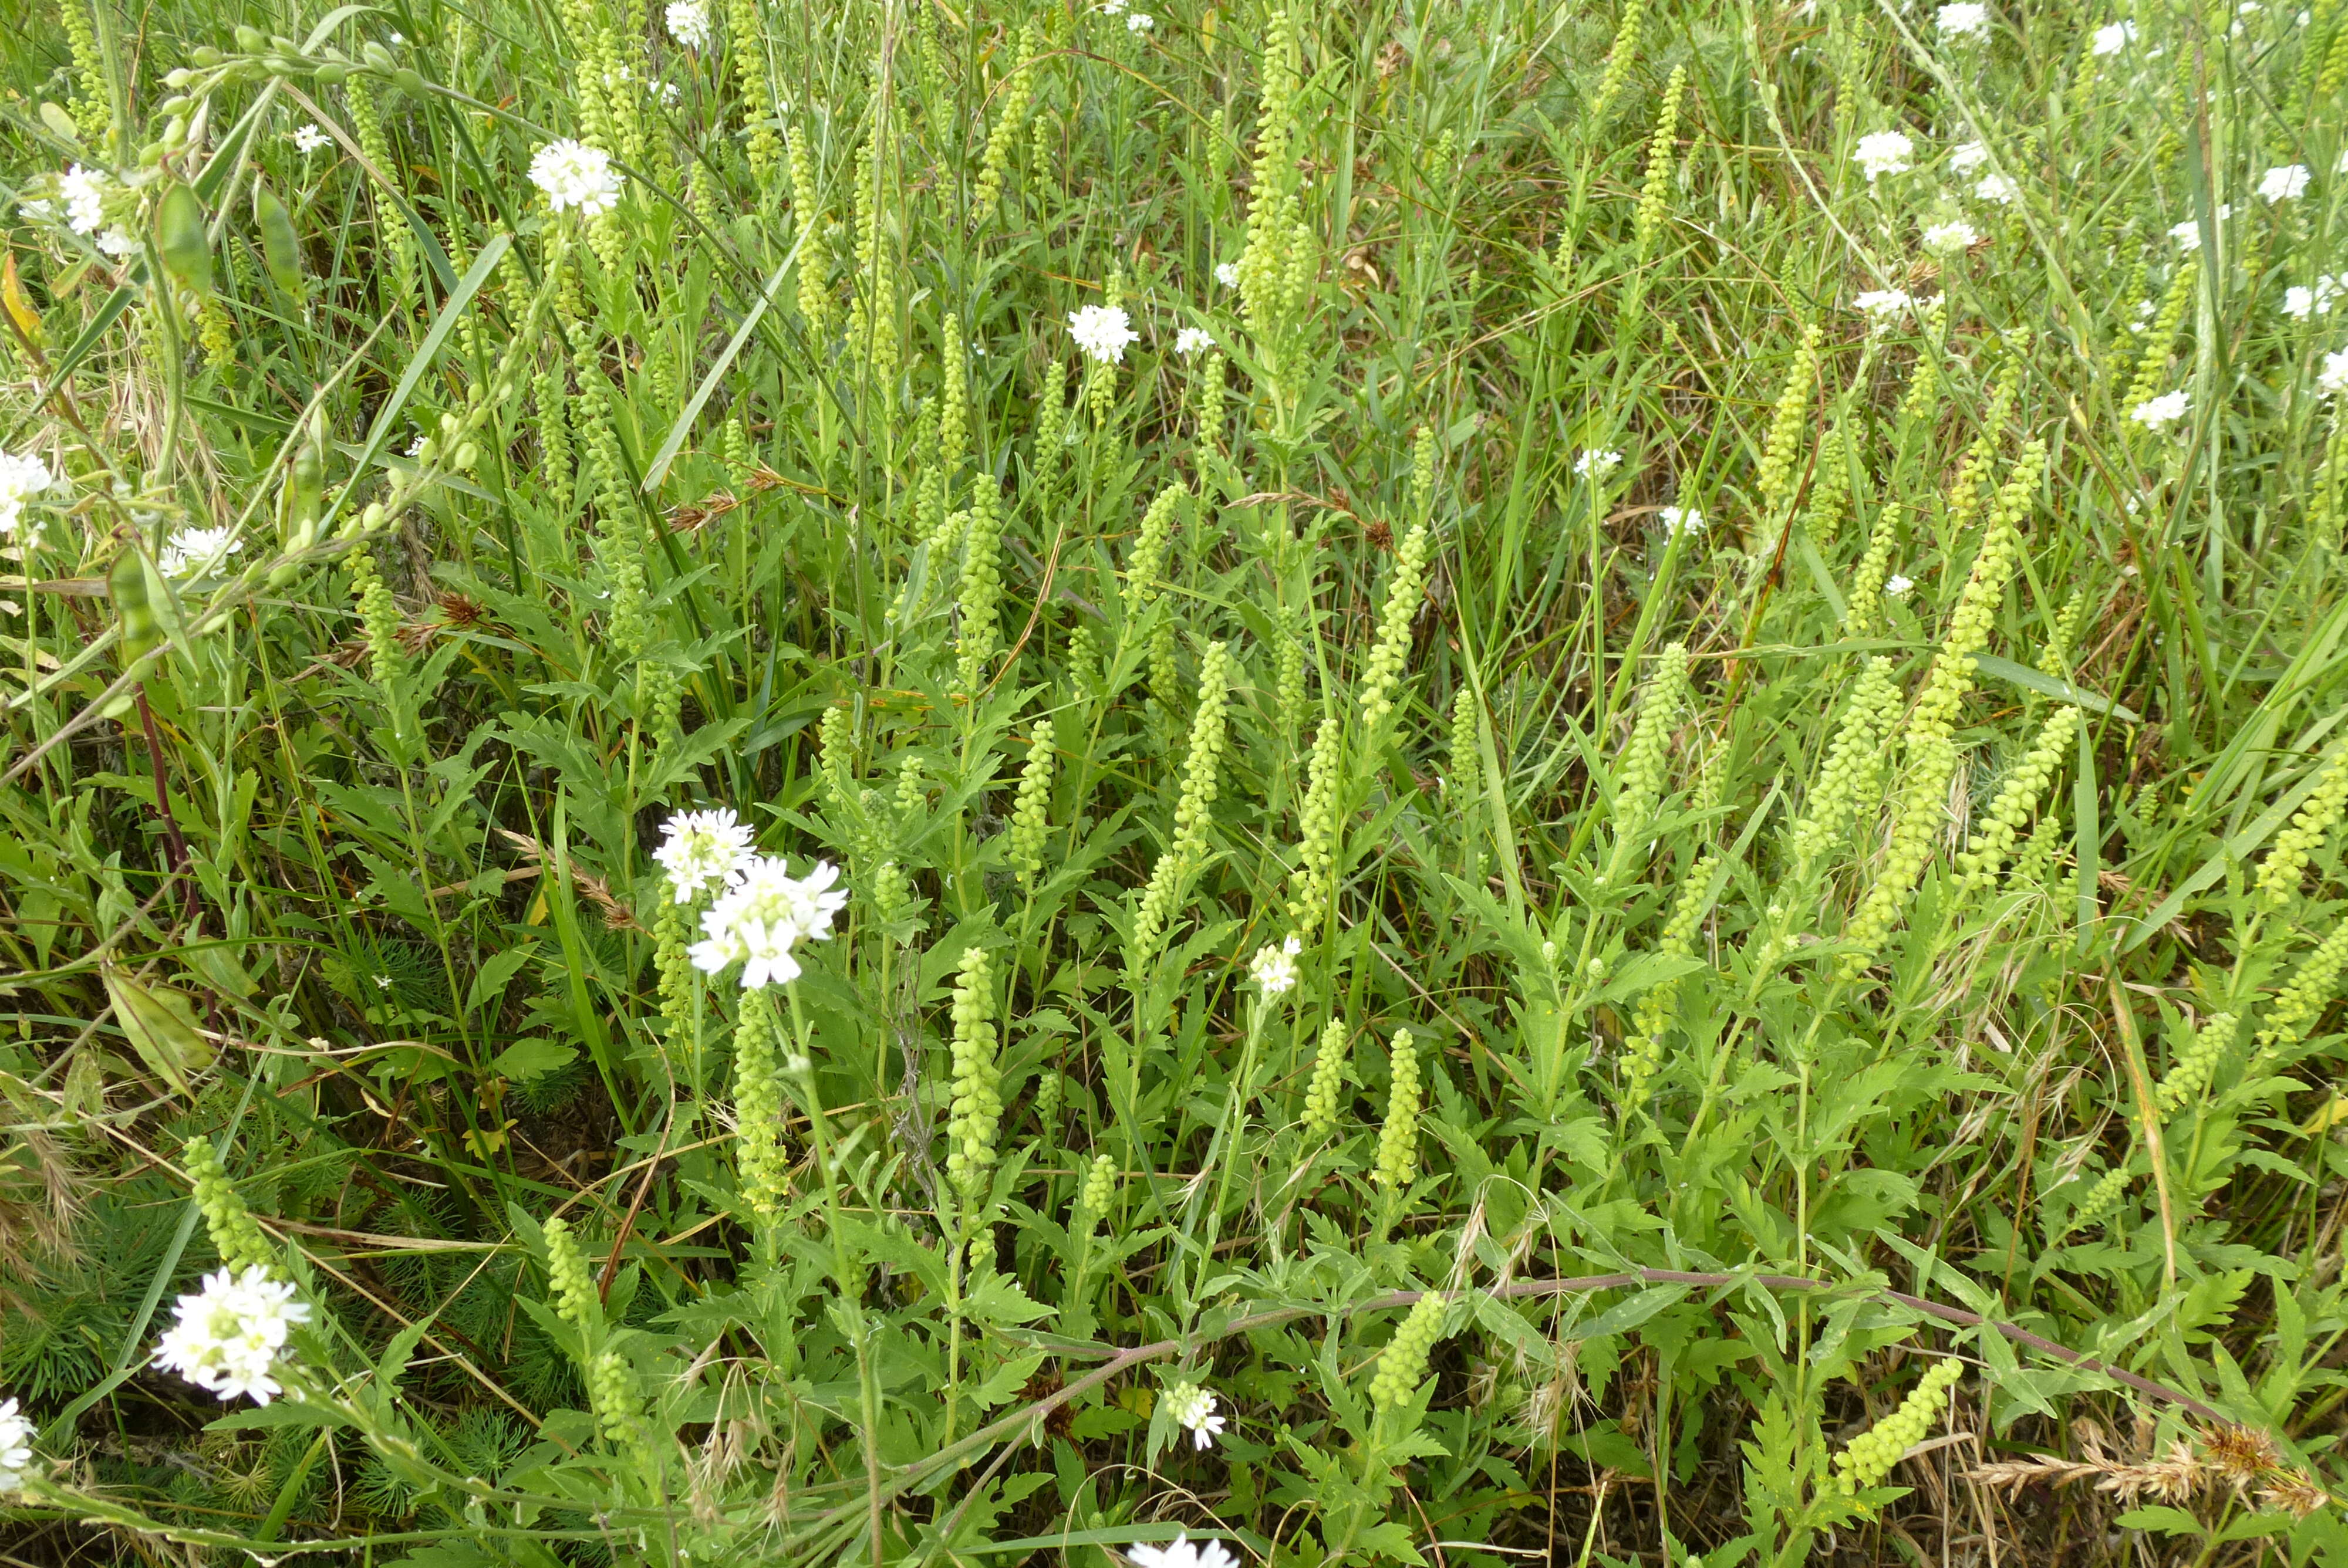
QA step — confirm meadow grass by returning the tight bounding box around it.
[3,0,2348,1562]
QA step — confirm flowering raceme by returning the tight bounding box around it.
[689,856,847,986]
[1249,935,1302,996]
[529,140,624,217]
[151,1267,311,1405]
[1163,1381,1226,1449]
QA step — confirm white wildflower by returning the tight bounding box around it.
[1949,140,1989,174]
[0,1397,31,1495]
[152,1267,311,1405]
[1213,262,1239,287]
[1854,288,1915,318]
[292,124,330,154]
[1853,130,1915,181]
[158,526,243,579]
[1658,505,1704,538]
[2259,163,2310,203]
[1249,935,1303,996]
[652,80,681,107]
[1575,447,1624,478]
[2318,349,2348,398]
[2092,19,2136,53]
[689,856,847,988]
[529,139,625,218]
[59,165,107,234]
[1128,1537,1239,1568]
[666,0,711,47]
[1885,573,1915,597]
[1937,3,1989,38]
[1175,326,1213,357]
[1068,303,1139,364]
[1162,1382,1226,1450]
[2169,205,2231,250]
[1921,218,1980,254]
[2130,389,2189,428]
[1975,171,2020,204]
[0,451,56,538]
[655,806,758,903]
[96,227,139,258]
[1127,11,1153,29]
[1099,0,1126,12]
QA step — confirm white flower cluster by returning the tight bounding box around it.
[1213,262,1239,288]
[529,139,625,218]
[2319,350,2348,399]
[2130,388,2189,429]
[292,123,330,154]
[1854,288,1917,319]
[2258,163,2310,203]
[0,451,55,538]
[2283,275,2344,319]
[0,1397,31,1495]
[1659,505,1704,538]
[1129,1537,1239,1568]
[1921,218,1980,254]
[1175,326,1214,357]
[2092,19,2136,55]
[160,525,242,580]
[1936,3,1989,38]
[45,164,139,256]
[666,0,711,46]
[1249,935,1302,996]
[1162,1381,1226,1449]
[2169,205,2231,250]
[1068,304,1140,364]
[1853,130,1915,182]
[655,806,757,902]
[152,1266,311,1405]
[1575,447,1623,478]
[689,856,847,988]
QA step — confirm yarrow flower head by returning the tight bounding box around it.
[655,806,757,903]
[1175,326,1213,357]
[1853,130,1915,181]
[1658,504,1704,538]
[2131,388,2190,428]
[1249,935,1303,996]
[1885,573,1915,597]
[1575,447,1624,478]
[2258,163,2310,203]
[1854,288,1915,319]
[1921,219,1980,254]
[2283,276,2344,317]
[1128,1537,1239,1568]
[529,139,625,218]
[0,1397,31,1495]
[2317,349,2348,398]
[158,526,242,579]
[291,123,330,154]
[689,856,846,988]
[0,451,55,538]
[1068,304,1139,364]
[151,1266,311,1405]
[1213,262,1239,288]
[1937,3,1989,38]
[2170,207,2231,249]
[1162,1381,1226,1449]
[1975,171,2020,204]
[665,0,711,46]
[59,165,108,234]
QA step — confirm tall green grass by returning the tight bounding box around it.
[4,0,2348,1562]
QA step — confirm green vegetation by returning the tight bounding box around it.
[4,0,2348,1561]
